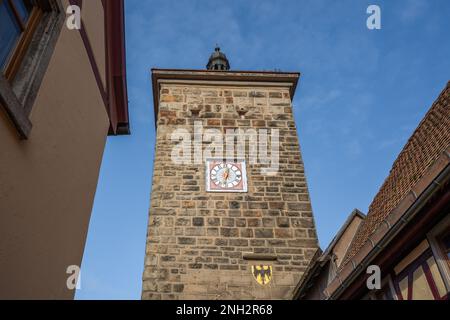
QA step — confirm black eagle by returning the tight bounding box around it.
[253,265,272,285]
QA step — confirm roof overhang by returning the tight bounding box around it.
[151,68,300,127]
[324,148,450,299]
[321,209,366,259]
[105,0,129,135]
[292,248,327,299]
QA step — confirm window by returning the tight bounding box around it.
[374,280,396,300]
[364,276,397,300]
[428,214,450,292]
[438,232,450,263]
[0,0,64,138]
[0,1,22,68]
[1,1,38,75]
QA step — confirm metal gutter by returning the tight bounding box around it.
[325,159,450,299]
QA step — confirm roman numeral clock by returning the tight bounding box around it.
[206,159,248,192]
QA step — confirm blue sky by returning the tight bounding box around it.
[75,0,450,299]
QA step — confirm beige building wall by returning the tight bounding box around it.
[333,215,364,268]
[0,2,109,299]
[82,0,107,88]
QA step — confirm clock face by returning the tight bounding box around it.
[211,163,242,188]
[206,159,247,192]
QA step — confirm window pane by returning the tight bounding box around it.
[12,0,32,23]
[375,286,394,300]
[412,266,434,300]
[427,257,448,298]
[0,1,21,69]
[442,233,450,259]
[383,285,394,300]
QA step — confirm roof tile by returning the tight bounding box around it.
[342,81,450,267]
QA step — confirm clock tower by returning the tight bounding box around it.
[143,48,319,300]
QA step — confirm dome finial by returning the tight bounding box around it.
[207,46,230,71]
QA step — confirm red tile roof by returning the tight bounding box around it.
[342,81,450,267]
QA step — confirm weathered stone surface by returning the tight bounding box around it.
[255,228,274,238]
[143,82,318,300]
[192,217,204,226]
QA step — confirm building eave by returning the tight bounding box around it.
[151,68,300,128]
[321,209,366,259]
[105,0,130,136]
[292,248,326,299]
[324,147,450,299]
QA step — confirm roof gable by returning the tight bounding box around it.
[342,81,450,267]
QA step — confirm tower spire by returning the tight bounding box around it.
[206,46,230,71]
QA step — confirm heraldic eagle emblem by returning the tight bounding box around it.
[251,265,273,285]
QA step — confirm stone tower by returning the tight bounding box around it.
[142,48,319,300]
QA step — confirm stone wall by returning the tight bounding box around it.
[142,81,319,300]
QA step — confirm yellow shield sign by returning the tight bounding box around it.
[251,265,272,285]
